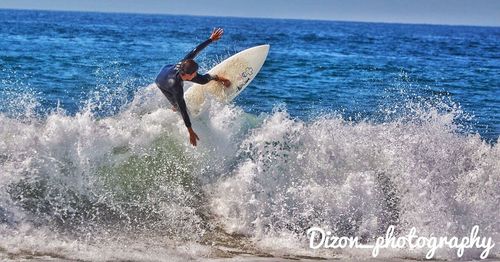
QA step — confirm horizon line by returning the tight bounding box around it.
[1,7,499,28]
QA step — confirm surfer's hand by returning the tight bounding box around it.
[220,79,231,88]
[188,127,199,146]
[215,75,231,88]
[210,28,224,41]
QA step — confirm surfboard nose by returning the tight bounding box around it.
[246,44,270,57]
[255,44,270,55]
[232,44,270,65]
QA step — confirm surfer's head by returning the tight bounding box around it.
[180,59,198,80]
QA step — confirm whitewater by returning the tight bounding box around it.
[0,81,498,261]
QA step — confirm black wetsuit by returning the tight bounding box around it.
[155,38,215,128]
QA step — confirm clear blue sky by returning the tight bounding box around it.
[1,0,499,26]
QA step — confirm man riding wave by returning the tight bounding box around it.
[155,28,230,146]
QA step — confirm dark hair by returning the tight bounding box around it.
[180,59,199,74]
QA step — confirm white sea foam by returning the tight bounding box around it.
[209,107,500,260]
[0,83,499,261]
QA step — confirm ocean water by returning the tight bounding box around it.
[0,9,499,261]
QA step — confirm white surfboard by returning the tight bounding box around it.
[184,44,270,115]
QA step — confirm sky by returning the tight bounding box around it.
[0,0,499,27]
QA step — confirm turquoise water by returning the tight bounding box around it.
[0,9,499,261]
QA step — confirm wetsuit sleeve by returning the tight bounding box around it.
[183,39,213,60]
[190,73,214,85]
[175,91,192,128]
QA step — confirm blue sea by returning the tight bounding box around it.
[0,9,499,261]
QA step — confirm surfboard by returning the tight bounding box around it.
[184,44,270,115]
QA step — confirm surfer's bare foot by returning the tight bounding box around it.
[171,106,177,112]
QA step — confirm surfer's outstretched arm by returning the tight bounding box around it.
[175,92,200,146]
[175,93,192,129]
[183,28,224,60]
[183,39,212,60]
[190,73,231,87]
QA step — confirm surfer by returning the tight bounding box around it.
[155,28,231,146]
